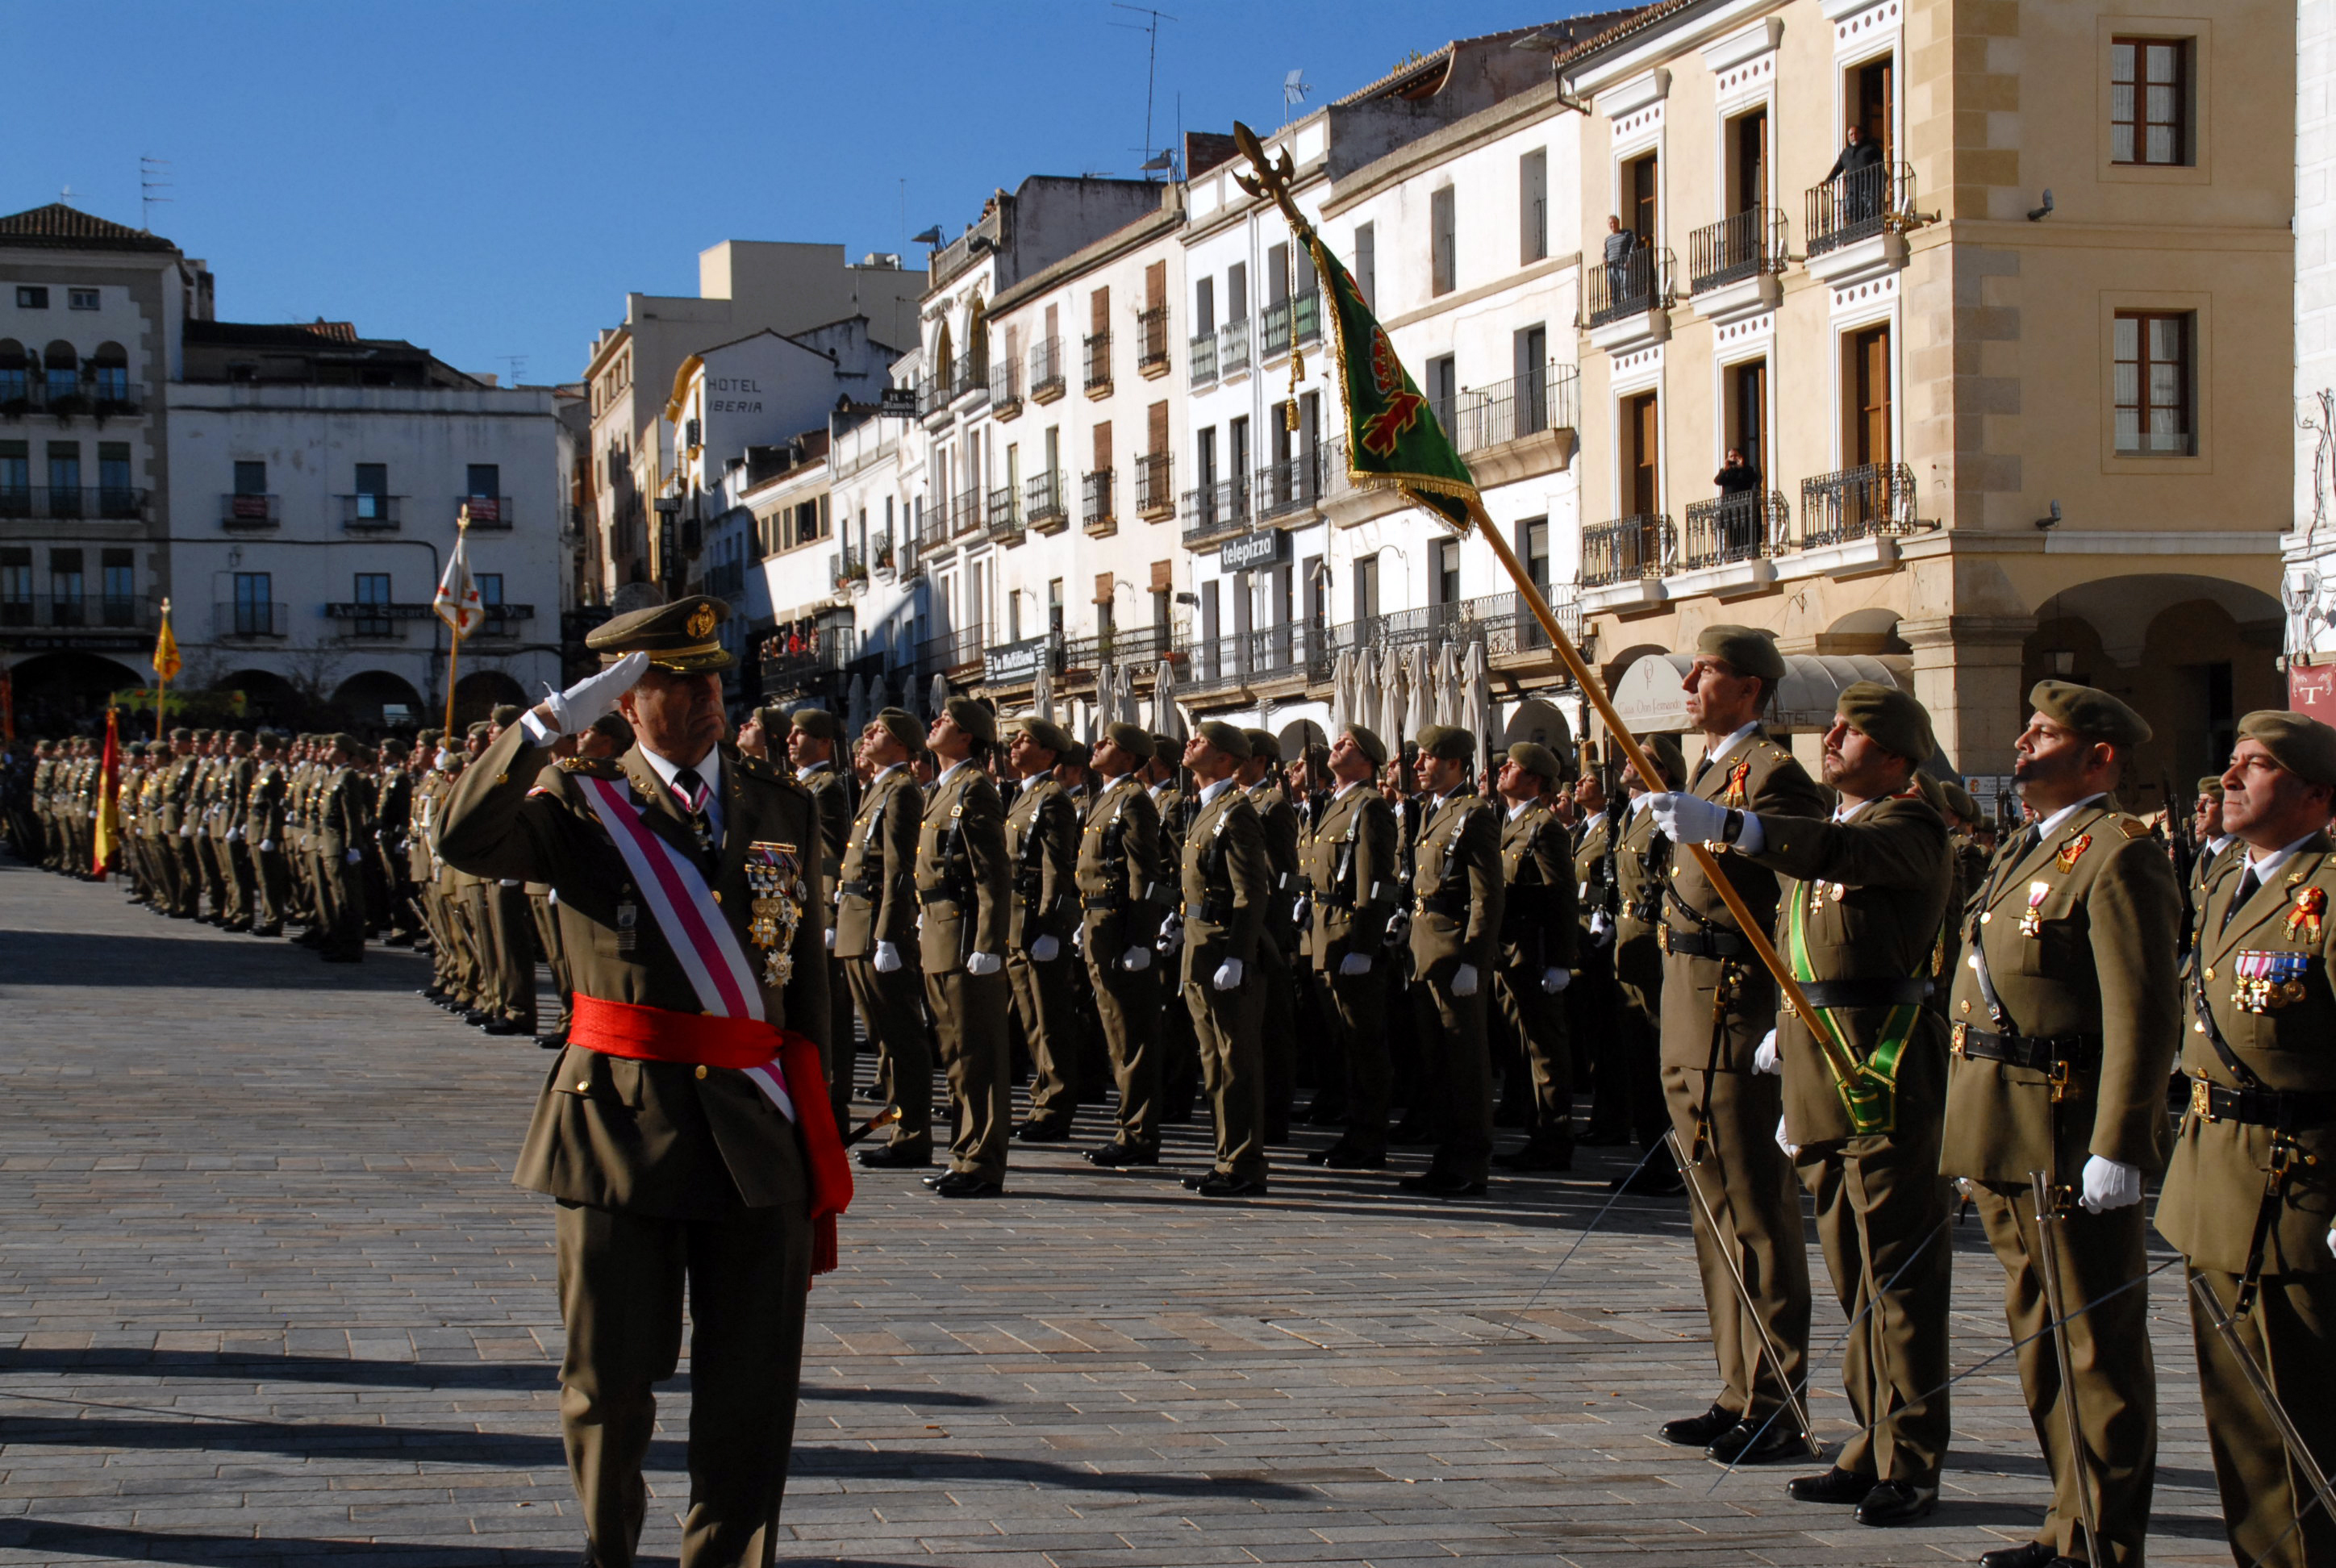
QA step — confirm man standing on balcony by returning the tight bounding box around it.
[841,709,933,1171]
[1601,215,1638,313]
[1713,449,1764,561]
[1824,124,1886,226]
[1652,625,1822,1464]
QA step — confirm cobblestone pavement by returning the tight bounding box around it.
[0,857,2235,1566]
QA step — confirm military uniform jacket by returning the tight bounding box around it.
[219,757,254,840]
[1304,783,1398,969]
[1939,799,2182,1184]
[315,765,371,860]
[1613,804,1669,993]
[2187,836,2239,955]
[1748,791,1954,1146]
[798,763,851,900]
[1659,730,1826,1072]
[159,754,194,834]
[1247,780,1304,953]
[1574,812,1618,932]
[435,722,827,1220]
[1499,801,1579,974]
[407,770,443,882]
[2159,836,2336,1275]
[1179,782,1269,985]
[832,767,920,960]
[244,760,287,844]
[375,769,411,860]
[1003,775,1078,949]
[916,761,1009,974]
[1410,790,1503,978]
[1076,774,1164,957]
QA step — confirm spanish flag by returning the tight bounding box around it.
[91,707,122,878]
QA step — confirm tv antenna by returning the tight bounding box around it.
[1110,3,1177,177]
[498,355,528,386]
[1283,69,1311,123]
[139,156,173,230]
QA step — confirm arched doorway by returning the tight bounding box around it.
[1504,698,1575,756]
[219,669,302,728]
[4,651,143,734]
[451,669,527,732]
[332,669,425,733]
[1274,718,1327,761]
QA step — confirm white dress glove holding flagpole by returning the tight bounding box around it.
[1637,790,1761,851]
[1753,1029,1783,1075]
[539,650,649,735]
[873,940,902,974]
[2078,1155,2143,1214]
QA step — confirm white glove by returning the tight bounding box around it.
[1452,962,1479,997]
[227,827,243,842]
[1338,950,1373,977]
[1292,895,1312,928]
[1776,1116,1799,1158]
[1212,957,1243,990]
[873,940,902,974]
[2079,1155,2144,1214]
[2326,1225,2336,1261]
[1640,790,1729,845]
[345,849,362,865]
[1120,945,1151,972]
[1541,966,1571,995]
[966,950,1003,977]
[1754,1029,1782,1075]
[1157,913,1184,956]
[179,824,193,838]
[540,650,649,734]
[824,925,836,950]
[259,839,274,853]
[1031,933,1060,963]
[1588,908,1614,945]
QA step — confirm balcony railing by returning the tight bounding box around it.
[1580,515,1676,586]
[0,486,148,520]
[1082,468,1115,533]
[1797,462,1919,548]
[989,357,1022,415]
[986,482,1022,544]
[1029,336,1065,402]
[1585,247,1676,326]
[872,529,896,573]
[457,494,513,528]
[1180,474,1247,544]
[1682,491,1790,569]
[761,631,853,686]
[0,593,156,632]
[918,623,986,676]
[917,373,950,419]
[1294,290,1322,346]
[951,356,988,405]
[1334,591,1579,664]
[1135,452,1174,519]
[951,486,982,537]
[215,600,291,640]
[1082,331,1112,393]
[1024,470,1066,532]
[1062,622,1171,673]
[1259,299,1293,361]
[915,498,950,552]
[1188,330,1218,387]
[1806,162,1914,257]
[340,494,403,530]
[0,375,144,419]
[1255,452,1321,521]
[1137,307,1170,374]
[1687,208,1788,293]
[1452,361,1579,454]
[1219,318,1252,377]
[221,492,281,529]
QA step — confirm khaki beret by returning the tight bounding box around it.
[227,729,253,746]
[589,711,635,749]
[1940,778,1980,824]
[193,728,215,741]
[490,704,522,728]
[1836,680,1934,762]
[169,727,191,741]
[326,732,359,753]
[415,728,440,745]
[2238,710,2336,789]
[1099,721,1153,762]
[943,695,996,744]
[378,738,409,760]
[1341,723,1388,769]
[1059,740,1091,769]
[1242,728,1282,765]
[1416,724,1475,762]
[2030,680,2150,749]
[585,593,734,673]
[1194,720,1249,760]
[466,720,492,740]
[872,707,922,749]
[1506,741,1562,782]
[1153,732,1182,760]
[1635,731,1686,788]
[1696,623,1786,685]
[2195,775,2225,799]
[1013,715,1073,755]
[788,707,840,742]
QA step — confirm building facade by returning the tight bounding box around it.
[2286,0,2336,700]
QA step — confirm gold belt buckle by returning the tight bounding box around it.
[1658,924,1674,955]
[2192,1077,2217,1123]
[1950,1022,1969,1059]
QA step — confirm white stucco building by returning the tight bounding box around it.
[2287,0,2336,700]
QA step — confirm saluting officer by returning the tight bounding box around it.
[1491,741,1578,1173]
[1176,721,1272,1195]
[1080,722,1169,1167]
[1942,682,2180,1568]
[1406,724,1504,1197]
[1002,715,1082,1141]
[916,697,1013,1197]
[2158,711,2336,1568]
[1653,625,1821,1464]
[1302,723,1400,1169]
[839,709,932,1170]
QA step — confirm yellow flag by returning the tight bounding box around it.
[153,598,181,682]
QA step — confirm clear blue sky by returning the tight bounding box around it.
[5,1,1599,386]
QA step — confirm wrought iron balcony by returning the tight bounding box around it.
[1452,362,1579,454]
[1584,248,1676,326]
[989,357,1022,417]
[1806,163,1914,257]
[340,493,402,530]
[221,492,280,529]
[457,495,513,528]
[986,483,1022,544]
[1294,290,1322,346]
[1188,330,1218,387]
[1797,463,1919,548]
[1137,307,1170,376]
[0,486,148,520]
[1082,331,1112,394]
[1687,209,1788,293]
[0,373,144,419]
[1218,318,1251,377]
[1134,452,1174,520]
[1028,336,1066,402]
[916,623,986,677]
[951,486,982,537]
[1180,474,1247,545]
[0,592,156,632]
[1259,299,1293,361]
[1580,515,1675,586]
[1061,623,1170,673]
[1681,491,1790,569]
[215,600,290,640]
[1081,468,1115,534]
[1024,470,1067,532]
[1254,453,1320,521]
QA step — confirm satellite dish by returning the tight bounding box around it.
[1283,69,1310,109]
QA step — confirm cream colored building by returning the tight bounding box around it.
[1559,0,2294,800]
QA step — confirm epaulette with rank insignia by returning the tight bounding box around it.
[2113,816,2152,840]
[555,756,623,779]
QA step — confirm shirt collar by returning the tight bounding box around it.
[936,758,974,787]
[2246,832,2321,884]
[1334,778,1366,800]
[640,743,720,796]
[1507,799,1536,821]
[1102,769,1134,788]
[795,761,831,781]
[870,761,906,786]
[2034,793,2107,841]
[2207,833,2234,856]
[1706,721,1761,764]
[1197,775,1237,807]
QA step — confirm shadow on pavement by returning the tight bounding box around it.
[0,1517,641,1567]
[0,925,427,990]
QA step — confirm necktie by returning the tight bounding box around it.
[1691,755,1712,789]
[2222,865,2260,934]
[673,766,716,858]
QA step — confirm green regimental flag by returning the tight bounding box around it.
[1299,234,1483,536]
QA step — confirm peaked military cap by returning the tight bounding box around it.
[2238,710,2336,789]
[1696,623,1787,685]
[2030,680,2150,749]
[585,592,735,673]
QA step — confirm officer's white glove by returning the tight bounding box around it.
[227,827,242,842]
[1212,957,1243,991]
[1031,934,1061,963]
[1120,945,1151,972]
[2326,1224,2336,1261]
[1292,895,1312,928]
[344,849,362,865]
[539,651,649,735]
[1157,912,1184,957]
[179,824,193,838]
[1338,950,1373,977]
[259,838,274,853]
[1452,962,1479,998]
[966,950,1003,977]
[1639,790,1729,845]
[1775,1115,1799,1158]
[1541,966,1571,995]
[824,925,836,950]
[1588,907,1615,946]
[873,940,902,974]
[2079,1155,2144,1214]
[1754,1029,1783,1075]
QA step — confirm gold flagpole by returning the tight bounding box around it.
[154,597,172,741]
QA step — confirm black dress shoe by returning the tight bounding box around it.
[1492,1144,1572,1172]
[1389,1115,1435,1145]
[481,1019,525,1036]
[857,1143,932,1169]
[1180,1171,1210,1190]
[1977,1543,2064,1568]
[1854,1478,1938,1527]
[1308,1143,1387,1169]
[1398,1171,1488,1198]
[1706,1419,1811,1465]
[1193,1172,1266,1197]
[537,1036,567,1051]
[932,1171,1002,1198]
[1085,1143,1158,1167]
[1014,1121,1073,1143]
[1786,1466,1875,1504]
[1658,1403,1741,1447]
[1300,1099,1349,1127]
[460,1010,491,1026]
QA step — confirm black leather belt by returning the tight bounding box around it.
[1415,890,1469,919]
[917,887,962,906]
[838,878,875,899]
[2190,1079,2336,1130]
[1951,1024,2100,1074]
[1800,977,1929,1010]
[1080,892,1122,911]
[1659,926,1746,958]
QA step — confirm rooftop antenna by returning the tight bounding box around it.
[139,156,173,230]
[1283,68,1311,126]
[1110,2,1177,177]
[498,355,528,386]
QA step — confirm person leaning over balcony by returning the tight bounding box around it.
[1601,215,1638,309]
[1825,125,1886,224]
